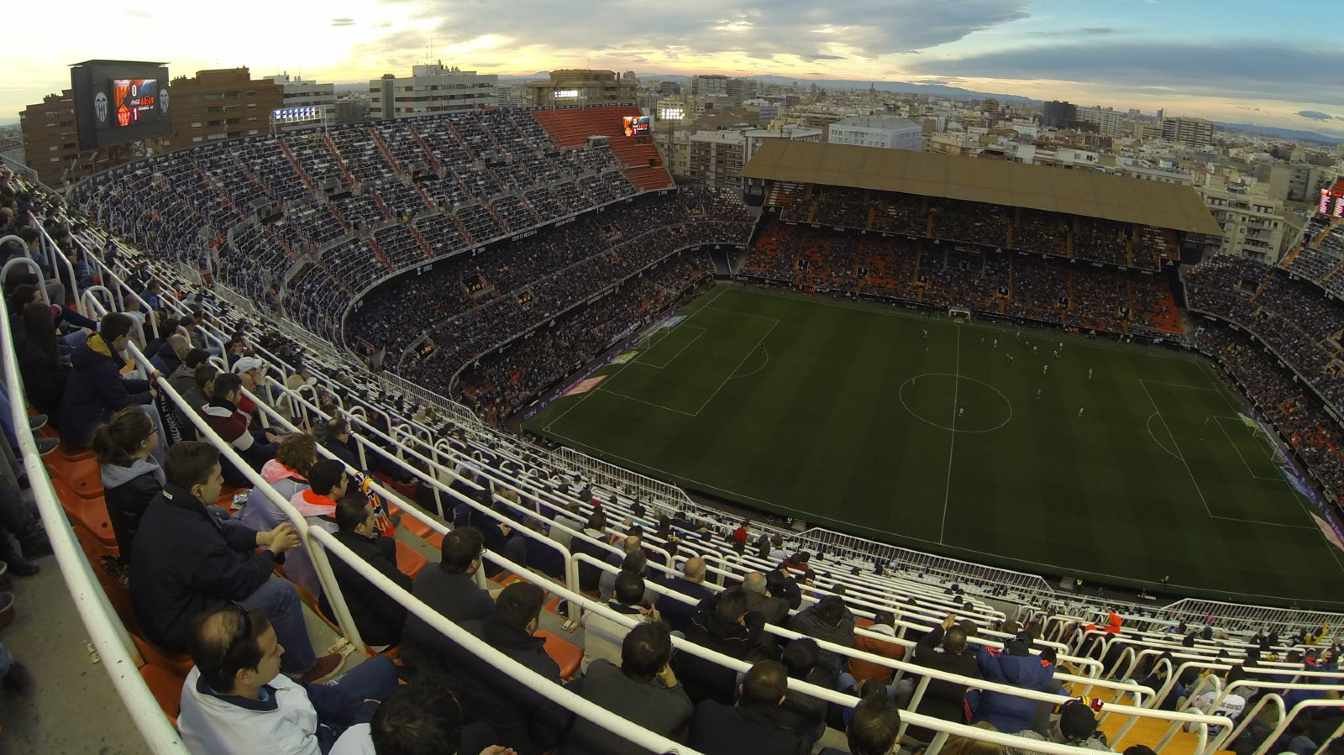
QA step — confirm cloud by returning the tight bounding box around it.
[1298,110,1333,120]
[1025,27,1118,38]
[909,42,1344,106]
[365,0,1030,62]
[331,17,355,27]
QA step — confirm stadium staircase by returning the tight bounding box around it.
[323,132,357,188]
[532,106,674,191]
[407,223,433,260]
[410,127,444,173]
[366,235,394,271]
[278,140,317,194]
[370,128,402,173]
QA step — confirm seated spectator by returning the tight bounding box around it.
[59,312,153,448]
[849,610,905,686]
[92,407,163,559]
[581,570,659,673]
[178,605,399,755]
[330,686,509,755]
[973,635,1060,735]
[15,300,69,419]
[130,442,341,682]
[672,588,768,704]
[599,534,645,600]
[656,556,713,633]
[203,372,276,478]
[403,526,495,670]
[1040,699,1111,751]
[167,348,211,437]
[319,493,410,649]
[777,638,833,749]
[789,595,856,680]
[688,659,808,755]
[241,433,317,532]
[315,416,361,469]
[449,582,571,755]
[742,571,790,625]
[569,511,609,594]
[767,568,803,611]
[564,622,693,755]
[290,458,348,521]
[902,615,980,740]
[819,692,904,755]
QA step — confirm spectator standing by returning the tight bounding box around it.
[973,635,1061,735]
[902,615,981,740]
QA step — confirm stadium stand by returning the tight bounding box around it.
[6,129,1344,755]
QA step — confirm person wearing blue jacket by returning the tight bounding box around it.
[973,632,1062,735]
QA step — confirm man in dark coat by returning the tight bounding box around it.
[401,527,495,668]
[671,588,769,705]
[318,493,410,647]
[437,583,571,755]
[905,615,981,740]
[129,442,340,682]
[655,556,715,634]
[688,659,809,755]
[59,312,153,448]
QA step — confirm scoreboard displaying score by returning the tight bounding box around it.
[622,115,651,137]
[71,60,172,150]
[1321,180,1344,218]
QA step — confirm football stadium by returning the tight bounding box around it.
[4,57,1344,755]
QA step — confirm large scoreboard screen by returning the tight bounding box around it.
[71,60,171,150]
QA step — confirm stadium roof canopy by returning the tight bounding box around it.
[743,141,1222,236]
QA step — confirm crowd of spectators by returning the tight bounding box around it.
[769,188,1155,269]
[70,108,642,341]
[740,220,1182,336]
[345,187,752,420]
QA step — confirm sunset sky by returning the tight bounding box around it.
[5,0,1343,136]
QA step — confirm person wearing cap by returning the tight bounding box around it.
[1027,699,1111,750]
[973,634,1062,735]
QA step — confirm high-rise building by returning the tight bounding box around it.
[168,68,283,150]
[370,64,497,119]
[1196,175,1285,263]
[1076,106,1126,136]
[19,90,133,186]
[688,125,821,188]
[334,99,369,125]
[524,69,635,108]
[1161,117,1215,148]
[268,73,336,125]
[1041,100,1076,129]
[827,116,921,151]
[691,75,730,97]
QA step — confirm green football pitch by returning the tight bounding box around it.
[527,283,1344,606]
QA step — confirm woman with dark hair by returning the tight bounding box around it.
[59,312,155,448]
[15,300,68,417]
[91,407,162,559]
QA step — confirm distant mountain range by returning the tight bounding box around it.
[1211,121,1344,145]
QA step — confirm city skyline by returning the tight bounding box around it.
[5,0,1342,137]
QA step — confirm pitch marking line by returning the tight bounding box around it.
[1145,412,1182,461]
[1139,378,1214,518]
[597,387,698,417]
[938,324,961,545]
[691,319,780,416]
[1141,379,1316,531]
[632,325,706,369]
[728,348,770,381]
[542,286,728,434]
[1209,415,1284,482]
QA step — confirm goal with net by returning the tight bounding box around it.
[949,307,972,323]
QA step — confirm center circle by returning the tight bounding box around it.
[897,373,1014,434]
